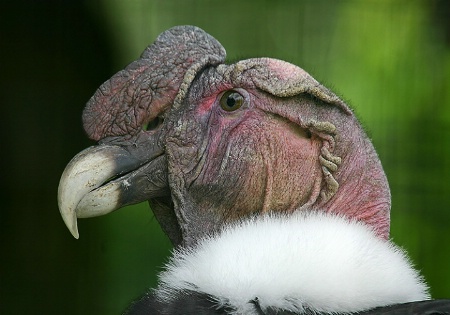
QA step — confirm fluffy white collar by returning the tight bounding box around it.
[155,211,429,314]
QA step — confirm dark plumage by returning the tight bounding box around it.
[58,26,450,314]
[123,290,450,315]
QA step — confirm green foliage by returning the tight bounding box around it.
[87,0,450,311]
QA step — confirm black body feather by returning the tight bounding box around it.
[124,290,450,315]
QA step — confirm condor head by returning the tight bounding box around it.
[58,26,390,247]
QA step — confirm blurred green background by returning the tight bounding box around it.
[1,0,449,314]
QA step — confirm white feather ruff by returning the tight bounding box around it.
[155,211,429,314]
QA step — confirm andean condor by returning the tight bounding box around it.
[58,26,450,314]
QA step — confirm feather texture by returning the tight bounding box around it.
[124,290,450,315]
[154,211,429,314]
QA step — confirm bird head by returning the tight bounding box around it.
[58,26,390,247]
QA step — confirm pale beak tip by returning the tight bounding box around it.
[71,227,80,239]
[61,209,80,239]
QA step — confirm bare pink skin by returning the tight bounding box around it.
[82,26,226,141]
[78,26,390,246]
[164,58,390,244]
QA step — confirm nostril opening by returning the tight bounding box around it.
[143,116,165,131]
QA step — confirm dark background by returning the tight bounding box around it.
[1,1,449,314]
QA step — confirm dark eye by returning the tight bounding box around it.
[142,116,164,131]
[220,90,244,112]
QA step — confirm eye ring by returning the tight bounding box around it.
[220,90,244,112]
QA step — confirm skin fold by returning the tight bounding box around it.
[58,25,390,246]
[58,25,450,315]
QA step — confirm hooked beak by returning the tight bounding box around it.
[58,144,169,239]
[57,26,227,242]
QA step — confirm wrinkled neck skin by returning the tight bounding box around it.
[263,94,392,240]
[320,130,391,239]
[164,62,391,247]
